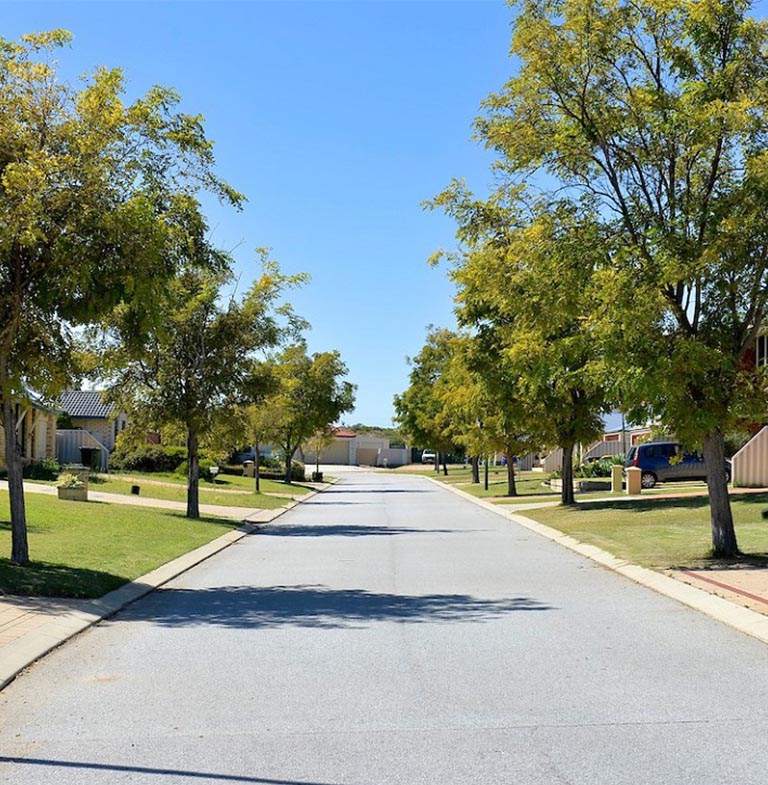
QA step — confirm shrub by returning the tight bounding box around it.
[56,472,85,489]
[111,444,187,473]
[257,460,305,482]
[23,457,61,481]
[175,457,218,483]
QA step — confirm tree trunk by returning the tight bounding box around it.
[254,441,260,494]
[434,450,440,474]
[442,452,448,476]
[702,429,738,557]
[2,393,29,565]
[505,453,517,497]
[561,442,575,506]
[484,456,489,491]
[186,427,200,519]
[284,444,295,484]
[471,455,480,484]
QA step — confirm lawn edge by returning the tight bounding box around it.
[428,476,768,648]
[0,483,330,692]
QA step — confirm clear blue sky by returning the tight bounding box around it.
[4,1,515,426]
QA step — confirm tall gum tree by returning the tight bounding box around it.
[476,0,768,551]
[0,31,242,564]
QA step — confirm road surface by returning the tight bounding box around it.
[2,469,768,784]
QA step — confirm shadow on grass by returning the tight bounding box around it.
[0,560,128,599]
[120,584,555,629]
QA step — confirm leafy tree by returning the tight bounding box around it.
[258,345,356,484]
[0,31,241,564]
[305,427,336,478]
[435,334,540,495]
[430,189,611,504]
[476,0,768,551]
[102,256,303,517]
[393,328,459,475]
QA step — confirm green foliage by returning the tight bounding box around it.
[393,328,458,455]
[257,461,305,482]
[111,444,188,473]
[23,458,61,481]
[176,457,218,483]
[101,251,306,513]
[247,344,355,482]
[55,472,85,489]
[0,29,242,562]
[473,0,768,547]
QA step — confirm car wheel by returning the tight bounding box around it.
[641,471,657,489]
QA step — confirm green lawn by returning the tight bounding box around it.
[522,493,768,569]
[105,471,311,496]
[0,491,240,597]
[85,477,287,510]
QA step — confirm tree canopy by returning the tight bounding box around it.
[0,30,241,563]
[435,0,768,551]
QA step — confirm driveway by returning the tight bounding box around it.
[2,470,768,784]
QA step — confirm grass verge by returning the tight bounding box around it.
[107,471,312,495]
[522,493,768,569]
[85,477,287,509]
[0,490,241,598]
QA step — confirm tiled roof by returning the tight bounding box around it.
[59,390,115,420]
[332,427,357,439]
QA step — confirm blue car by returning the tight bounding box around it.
[624,441,731,489]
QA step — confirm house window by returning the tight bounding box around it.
[757,335,768,367]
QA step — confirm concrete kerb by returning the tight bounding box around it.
[0,481,331,692]
[428,476,768,647]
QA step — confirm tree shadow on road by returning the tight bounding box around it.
[256,524,458,537]
[0,757,345,785]
[320,489,430,494]
[119,584,554,629]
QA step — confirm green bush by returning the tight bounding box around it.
[257,460,305,482]
[23,457,61,481]
[111,444,187,473]
[175,457,218,483]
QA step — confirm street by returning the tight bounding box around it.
[2,469,768,784]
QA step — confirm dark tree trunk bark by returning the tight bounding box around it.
[484,456,489,491]
[471,455,480,484]
[2,393,29,565]
[702,429,738,556]
[442,452,448,476]
[186,427,200,519]
[561,443,576,506]
[285,445,295,484]
[505,453,517,496]
[254,441,260,494]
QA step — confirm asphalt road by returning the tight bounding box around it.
[3,469,768,785]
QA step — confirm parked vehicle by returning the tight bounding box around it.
[624,441,731,489]
[421,450,436,464]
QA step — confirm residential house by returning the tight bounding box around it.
[0,396,57,470]
[300,427,411,467]
[58,390,128,452]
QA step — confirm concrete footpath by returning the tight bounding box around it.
[434,477,768,646]
[0,483,327,691]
